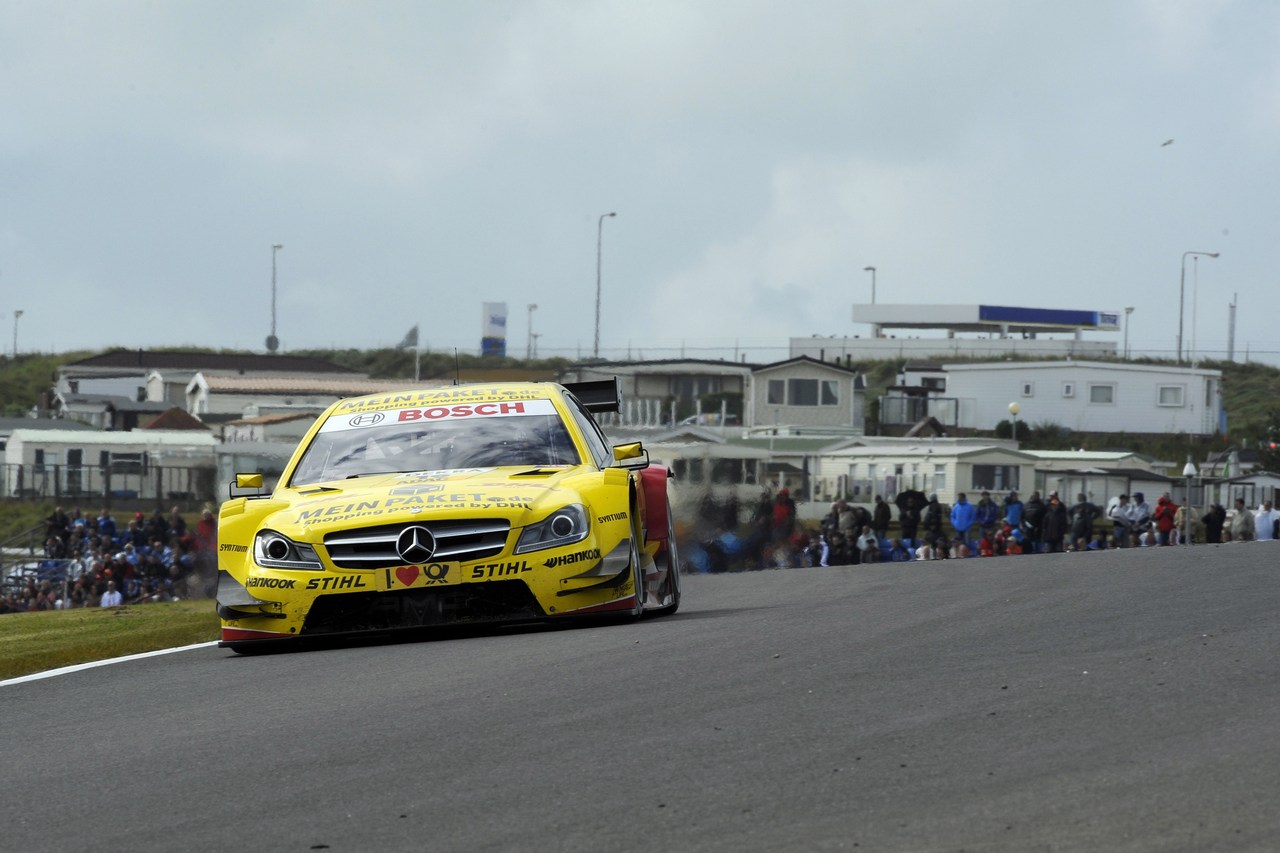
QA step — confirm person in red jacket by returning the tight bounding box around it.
[1153,493,1179,546]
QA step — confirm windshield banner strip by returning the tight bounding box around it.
[319,399,559,433]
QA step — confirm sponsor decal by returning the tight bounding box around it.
[295,492,538,525]
[544,549,601,568]
[469,562,531,580]
[305,575,371,591]
[388,484,446,496]
[219,543,249,553]
[385,493,535,510]
[596,512,628,524]
[335,388,546,414]
[246,577,297,590]
[382,563,455,590]
[396,402,533,422]
[297,500,383,525]
[395,468,493,480]
[324,398,556,429]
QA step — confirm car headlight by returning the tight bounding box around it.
[253,530,324,570]
[515,505,590,554]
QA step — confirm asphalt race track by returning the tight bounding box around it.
[4,543,1280,852]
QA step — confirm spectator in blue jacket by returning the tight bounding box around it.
[1003,491,1025,543]
[950,493,977,543]
[975,491,1001,539]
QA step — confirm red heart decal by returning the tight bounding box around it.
[395,566,420,586]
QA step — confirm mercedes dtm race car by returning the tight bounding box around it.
[215,379,680,653]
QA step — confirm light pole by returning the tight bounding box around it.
[1123,307,1134,360]
[1191,255,1208,365]
[1182,457,1198,545]
[12,309,22,358]
[267,243,283,352]
[1178,251,1218,363]
[594,212,616,359]
[863,265,877,303]
[526,303,538,360]
[1009,401,1020,442]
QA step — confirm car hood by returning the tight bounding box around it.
[270,465,593,537]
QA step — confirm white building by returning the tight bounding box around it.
[54,351,362,409]
[219,412,319,444]
[559,359,754,427]
[813,442,1037,507]
[793,303,1122,362]
[185,373,441,422]
[884,360,1223,437]
[2,429,218,500]
[746,357,864,432]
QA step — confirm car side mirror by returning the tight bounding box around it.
[230,472,267,498]
[611,442,650,470]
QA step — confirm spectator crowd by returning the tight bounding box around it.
[0,504,217,613]
[682,486,1274,572]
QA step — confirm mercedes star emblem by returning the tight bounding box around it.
[396,525,436,564]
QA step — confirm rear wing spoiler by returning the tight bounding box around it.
[563,377,622,413]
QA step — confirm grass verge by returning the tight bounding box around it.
[0,599,219,680]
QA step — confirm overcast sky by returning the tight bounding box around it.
[2,1,1276,365]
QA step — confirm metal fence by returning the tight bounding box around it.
[0,462,219,507]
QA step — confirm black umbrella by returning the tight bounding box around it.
[895,489,928,512]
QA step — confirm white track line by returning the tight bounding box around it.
[0,640,220,687]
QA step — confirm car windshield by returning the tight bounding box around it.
[289,406,580,486]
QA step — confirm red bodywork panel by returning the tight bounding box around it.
[637,464,672,546]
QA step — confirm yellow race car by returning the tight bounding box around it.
[215,379,680,653]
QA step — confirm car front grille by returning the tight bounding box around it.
[323,520,511,569]
[301,581,544,635]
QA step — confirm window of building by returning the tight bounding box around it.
[1089,383,1115,405]
[108,452,145,474]
[1062,382,1075,398]
[972,464,1020,492]
[1021,381,1034,397]
[767,377,841,406]
[933,464,946,494]
[789,378,819,406]
[1157,385,1184,406]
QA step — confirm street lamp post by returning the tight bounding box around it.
[267,243,283,352]
[593,212,616,359]
[1177,251,1218,363]
[1182,457,1198,545]
[1123,307,1134,360]
[863,266,877,304]
[12,309,22,358]
[1009,401,1020,442]
[526,303,538,360]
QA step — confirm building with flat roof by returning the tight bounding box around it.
[791,303,1123,362]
